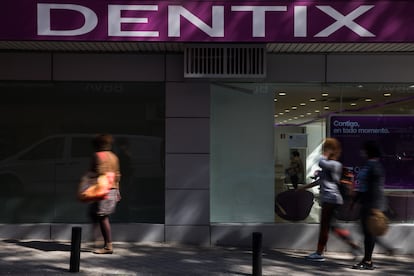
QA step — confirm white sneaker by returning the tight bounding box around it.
[306,252,325,261]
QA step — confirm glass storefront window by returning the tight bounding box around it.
[0,81,165,223]
[211,82,414,224]
[273,83,414,224]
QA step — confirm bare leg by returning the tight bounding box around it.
[93,215,113,254]
[98,215,112,246]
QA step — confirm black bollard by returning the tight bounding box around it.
[69,226,82,273]
[252,232,262,276]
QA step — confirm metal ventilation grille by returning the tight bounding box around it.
[184,45,266,78]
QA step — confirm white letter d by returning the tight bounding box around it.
[37,3,98,36]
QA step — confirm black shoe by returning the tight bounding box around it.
[352,261,374,270]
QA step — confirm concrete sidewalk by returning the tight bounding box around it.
[0,240,412,275]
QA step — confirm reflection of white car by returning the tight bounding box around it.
[0,134,164,194]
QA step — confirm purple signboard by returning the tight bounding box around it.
[1,1,414,42]
[329,115,414,191]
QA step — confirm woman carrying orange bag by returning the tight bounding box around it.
[88,134,121,254]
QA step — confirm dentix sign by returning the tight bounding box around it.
[1,1,414,42]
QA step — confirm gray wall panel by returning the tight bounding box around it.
[266,54,326,82]
[50,223,165,242]
[166,82,210,118]
[165,118,210,153]
[211,223,413,254]
[53,53,165,81]
[166,154,209,189]
[327,54,414,82]
[164,79,211,245]
[0,53,51,80]
[1,223,412,254]
[165,190,210,225]
[0,224,51,240]
[166,54,184,82]
[165,225,210,245]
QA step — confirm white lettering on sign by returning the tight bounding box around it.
[294,6,307,37]
[168,5,224,37]
[231,6,287,37]
[108,5,159,37]
[333,120,360,128]
[36,3,376,39]
[37,4,98,36]
[315,5,375,37]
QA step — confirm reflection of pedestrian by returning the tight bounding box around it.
[352,140,391,270]
[300,138,361,261]
[88,134,121,254]
[287,150,304,189]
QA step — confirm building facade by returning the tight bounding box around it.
[1,0,413,254]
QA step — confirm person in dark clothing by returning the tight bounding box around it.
[287,150,304,189]
[352,140,387,270]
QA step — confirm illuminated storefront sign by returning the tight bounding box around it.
[330,115,414,191]
[1,1,414,42]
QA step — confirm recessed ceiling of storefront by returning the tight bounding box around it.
[275,84,414,126]
[1,41,414,53]
[226,82,414,126]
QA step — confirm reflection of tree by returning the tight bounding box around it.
[116,138,134,220]
[117,138,133,184]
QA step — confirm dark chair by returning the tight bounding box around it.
[275,190,314,221]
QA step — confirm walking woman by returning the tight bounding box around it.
[89,134,121,254]
[352,140,387,270]
[300,138,361,261]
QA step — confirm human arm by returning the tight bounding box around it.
[297,178,320,190]
[319,156,342,184]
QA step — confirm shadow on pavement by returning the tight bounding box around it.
[3,239,71,252]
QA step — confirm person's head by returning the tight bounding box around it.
[322,138,341,160]
[92,133,113,151]
[292,150,300,158]
[362,140,382,159]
